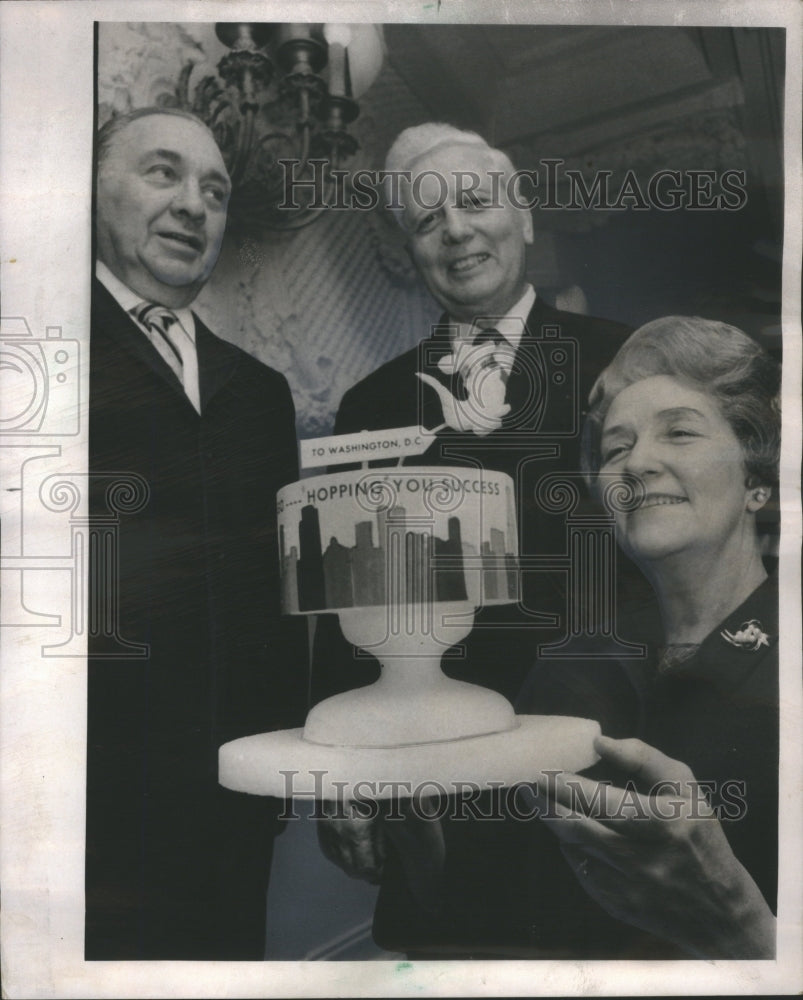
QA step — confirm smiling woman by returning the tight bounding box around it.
[518,316,782,958]
[598,376,763,584]
[584,316,780,623]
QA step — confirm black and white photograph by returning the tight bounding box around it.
[1,1,801,996]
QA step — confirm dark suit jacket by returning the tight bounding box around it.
[86,278,307,959]
[507,573,779,959]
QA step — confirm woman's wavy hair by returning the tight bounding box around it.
[582,316,781,491]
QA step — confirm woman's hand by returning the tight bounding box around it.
[533,735,776,958]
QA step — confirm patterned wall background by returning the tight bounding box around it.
[98,21,442,438]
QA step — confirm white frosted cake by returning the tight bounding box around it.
[219,465,601,790]
[277,466,518,615]
[276,466,520,747]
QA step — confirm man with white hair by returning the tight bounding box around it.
[382,123,534,324]
[318,122,632,699]
[312,123,637,955]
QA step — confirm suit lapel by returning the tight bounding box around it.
[92,278,188,401]
[417,318,459,428]
[421,318,458,370]
[679,575,778,690]
[194,317,240,410]
[502,298,552,432]
[93,279,244,414]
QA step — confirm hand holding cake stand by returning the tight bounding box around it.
[219,462,600,801]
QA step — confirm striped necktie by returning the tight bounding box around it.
[455,327,509,398]
[130,302,201,413]
[474,327,514,383]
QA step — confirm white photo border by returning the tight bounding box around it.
[1,1,801,996]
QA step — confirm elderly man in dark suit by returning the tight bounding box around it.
[86,107,305,959]
[316,124,632,700]
[312,123,640,954]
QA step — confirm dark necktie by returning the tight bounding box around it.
[455,327,507,399]
[472,326,503,347]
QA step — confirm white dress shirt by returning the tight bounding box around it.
[449,284,536,376]
[95,261,201,412]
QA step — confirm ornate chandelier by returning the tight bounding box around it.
[176,22,384,229]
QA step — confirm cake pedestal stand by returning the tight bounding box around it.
[219,714,600,800]
[220,602,599,799]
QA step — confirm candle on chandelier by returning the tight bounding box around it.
[324,24,353,97]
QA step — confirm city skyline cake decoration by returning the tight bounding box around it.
[279,468,519,614]
[219,429,600,800]
[277,464,521,748]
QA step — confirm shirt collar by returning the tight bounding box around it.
[450,284,536,352]
[95,260,196,342]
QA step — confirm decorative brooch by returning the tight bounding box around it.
[720,619,771,651]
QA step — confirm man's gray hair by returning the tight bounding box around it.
[383,122,517,225]
[96,107,218,171]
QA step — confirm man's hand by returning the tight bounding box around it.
[532,735,776,959]
[316,798,446,913]
[316,813,387,884]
